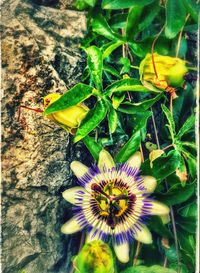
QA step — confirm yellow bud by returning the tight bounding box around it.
[43,94,89,133]
[139,53,188,92]
[74,241,114,273]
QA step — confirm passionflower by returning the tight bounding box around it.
[73,240,114,273]
[139,53,188,98]
[61,150,169,263]
[44,94,89,133]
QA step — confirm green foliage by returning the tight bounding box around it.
[44,1,197,272]
[165,0,186,39]
[121,265,177,273]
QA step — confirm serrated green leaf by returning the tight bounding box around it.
[82,135,102,161]
[118,93,163,114]
[108,107,118,134]
[104,64,121,79]
[104,78,151,96]
[102,0,155,10]
[44,84,94,115]
[125,5,143,41]
[92,14,124,41]
[86,46,103,91]
[165,0,186,39]
[176,114,195,139]
[161,104,176,143]
[74,100,108,143]
[115,131,141,163]
[102,41,124,59]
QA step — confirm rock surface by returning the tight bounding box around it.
[1,1,88,272]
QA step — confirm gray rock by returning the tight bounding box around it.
[1,1,87,272]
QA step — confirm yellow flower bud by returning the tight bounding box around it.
[43,94,89,133]
[73,241,114,273]
[139,53,188,94]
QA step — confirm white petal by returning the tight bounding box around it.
[150,201,170,215]
[62,186,86,205]
[141,176,157,193]
[61,217,82,234]
[134,224,152,244]
[127,151,142,169]
[98,149,115,172]
[113,242,129,263]
[70,161,89,178]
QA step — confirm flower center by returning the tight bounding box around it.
[91,181,136,229]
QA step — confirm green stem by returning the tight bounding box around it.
[187,66,198,72]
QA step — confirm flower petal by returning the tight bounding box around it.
[61,217,82,234]
[113,242,129,263]
[70,161,89,178]
[150,201,170,215]
[98,149,115,172]
[160,214,171,224]
[141,176,157,193]
[134,224,152,244]
[62,186,86,205]
[127,151,142,169]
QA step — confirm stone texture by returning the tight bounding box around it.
[1,0,87,272]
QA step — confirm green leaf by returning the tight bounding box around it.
[102,40,124,59]
[125,5,143,41]
[187,155,197,179]
[161,104,176,143]
[178,216,196,233]
[86,46,103,91]
[158,183,195,206]
[129,36,171,58]
[92,14,124,41]
[102,0,155,9]
[178,201,197,218]
[141,150,181,180]
[148,216,172,238]
[109,13,128,29]
[104,64,121,79]
[164,246,178,263]
[138,1,160,32]
[118,93,163,114]
[176,114,195,139]
[112,93,125,109]
[83,0,96,7]
[165,0,186,39]
[115,131,141,163]
[183,0,199,22]
[82,135,102,161]
[104,78,151,96]
[129,111,152,133]
[108,107,118,134]
[119,57,131,74]
[74,100,108,143]
[44,84,94,115]
[121,265,177,273]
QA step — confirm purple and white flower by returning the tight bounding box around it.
[61,150,169,263]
